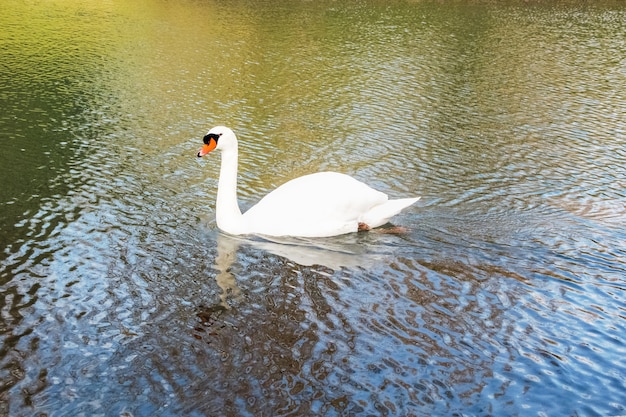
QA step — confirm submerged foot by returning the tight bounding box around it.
[376,226,409,234]
[358,222,370,232]
[358,223,408,234]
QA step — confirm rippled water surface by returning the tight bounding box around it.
[1,1,625,415]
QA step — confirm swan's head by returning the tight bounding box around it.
[197,126,237,157]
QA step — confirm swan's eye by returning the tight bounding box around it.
[203,133,222,144]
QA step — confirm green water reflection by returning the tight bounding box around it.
[1,1,117,252]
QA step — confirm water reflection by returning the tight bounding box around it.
[216,231,397,271]
[213,232,242,309]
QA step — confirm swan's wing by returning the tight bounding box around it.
[243,172,388,237]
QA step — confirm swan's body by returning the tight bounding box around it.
[197,126,419,237]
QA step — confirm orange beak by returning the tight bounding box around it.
[197,138,217,157]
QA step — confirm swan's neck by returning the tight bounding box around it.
[216,147,247,235]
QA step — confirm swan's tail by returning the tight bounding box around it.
[362,196,420,229]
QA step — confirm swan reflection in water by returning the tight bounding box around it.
[209,230,395,309]
[212,231,243,309]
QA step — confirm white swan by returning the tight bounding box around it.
[197,126,420,237]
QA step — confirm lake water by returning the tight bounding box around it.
[1,0,625,415]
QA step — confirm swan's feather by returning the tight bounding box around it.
[361,197,421,229]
